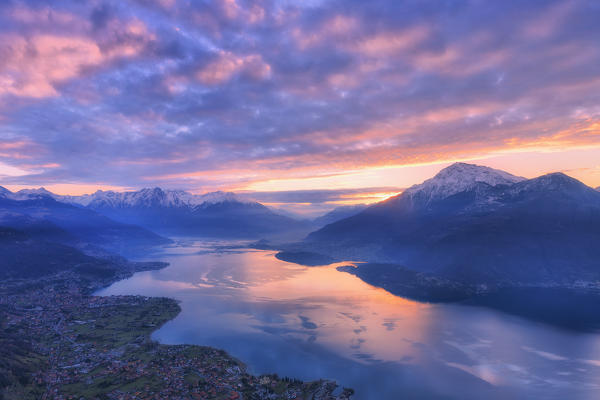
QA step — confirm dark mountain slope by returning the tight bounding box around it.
[0,226,109,279]
[301,165,600,286]
[311,205,368,229]
[0,195,168,254]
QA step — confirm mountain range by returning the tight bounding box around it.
[71,188,312,239]
[4,162,599,292]
[0,186,317,242]
[0,190,169,256]
[282,163,600,292]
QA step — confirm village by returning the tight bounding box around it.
[0,265,353,400]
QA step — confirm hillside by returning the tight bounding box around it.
[45,187,310,239]
[298,163,600,287]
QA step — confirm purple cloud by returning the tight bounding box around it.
[0,0,598,193]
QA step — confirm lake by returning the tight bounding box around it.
[97,241,600,399]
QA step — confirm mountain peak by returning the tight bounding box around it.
[76,187,253,209]
[435,163,522,182]
[511,172,591,194]
[198,191,246,205]
[7,187,57,201]
[403,162,524,203]
[139,187,165,195]
[17,187,54,195]
[0,186,11,196]
[540,172,574,181]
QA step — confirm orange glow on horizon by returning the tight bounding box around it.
[3,183,132,196]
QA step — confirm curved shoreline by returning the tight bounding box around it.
[1,254,354,399]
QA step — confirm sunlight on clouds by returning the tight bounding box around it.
[197,51,271,85]
[351,25,430,57]
[4,183,132,196]
[0,0,598,200]
[0,35,103,98]
[0,162,30,177]
[0,6,154,99]
[242,145,600,197]
[242,162,451,192]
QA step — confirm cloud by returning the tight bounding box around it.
[239,187,404,204]
[0,0,599,193]
[1,34,106,98]
[0,3,155,99]
[197,51,271,85]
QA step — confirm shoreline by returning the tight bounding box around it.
[0,252,354,399]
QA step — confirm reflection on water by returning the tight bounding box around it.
[98,242,600,399]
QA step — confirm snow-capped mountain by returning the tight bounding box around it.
[64,188,250,209]
[5,187,56,201]
[506,172,594,198]
[0,188,169,254]
[402,162,524,204]
[195,191,246,207]
[0,185,308,239]
[0,186,80,202]
[55,187,307,239]
[300,163,600,287]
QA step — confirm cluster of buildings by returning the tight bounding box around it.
[0,265,353,399]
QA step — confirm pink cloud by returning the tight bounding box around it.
[223,0,265,23]
[0,5,154,99]
[197,51,271,85]
[0,139,41,160]
[9,5,90,30]
[350,25,430,56]
[0,34,105,98]
[522,0,576,39]
[293,15,359,50]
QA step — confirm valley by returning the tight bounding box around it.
[2,162,600,399]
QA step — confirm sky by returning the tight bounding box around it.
[0,0,599,214]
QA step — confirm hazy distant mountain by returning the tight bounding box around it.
[0,225,166,284]
[68,188,241,209]
[0,212,76,244]
[268,207,308,221]
[0,190,168,255]
[55,187,310,239]
[0,225,104,279]
[6,187,56,201]
[3,186,244,208]
[312,204,368,228]
[298,163,600,288]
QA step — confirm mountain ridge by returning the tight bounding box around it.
[401,162,524,204]
[311,204,368,228]
[290,163,600,289]
[0,193,169,255]
[6,187,253,209]
[0,186,315,240]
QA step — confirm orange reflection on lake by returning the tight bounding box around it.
[98,242,600,400]
[241,251,433,364]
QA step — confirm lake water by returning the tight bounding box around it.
[97,241,600,399]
